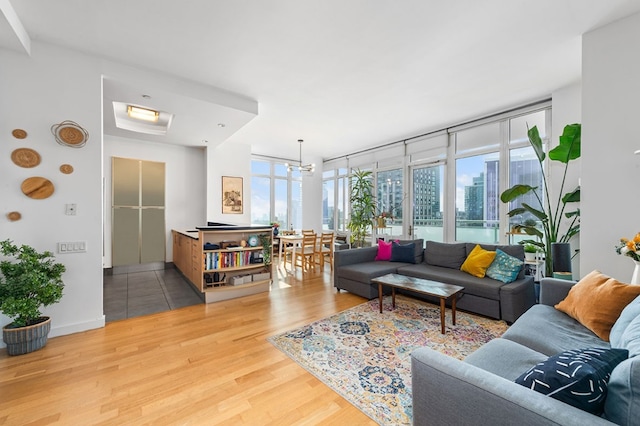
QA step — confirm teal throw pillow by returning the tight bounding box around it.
[485,249,523,283]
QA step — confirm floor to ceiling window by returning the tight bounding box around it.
[322,102,551,245]
[376,168,403,238]
[251,158,302,230]
[322,167,348,231]
[453,122,501,243]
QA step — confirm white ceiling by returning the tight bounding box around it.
[3,1,640,160]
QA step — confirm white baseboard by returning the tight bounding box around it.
[0,316,106,349]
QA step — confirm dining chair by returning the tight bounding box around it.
[316,232,335,269]
[290,232,318,271]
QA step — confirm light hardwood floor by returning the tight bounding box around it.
[0,264,377,425]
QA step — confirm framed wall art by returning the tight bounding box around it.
[222,176,243,214]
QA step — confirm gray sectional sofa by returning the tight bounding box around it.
[334,240,536,323]
[411,277,640,425]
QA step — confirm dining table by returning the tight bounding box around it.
[277,234,304,268]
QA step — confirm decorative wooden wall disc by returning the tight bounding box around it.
[12,129,27,139]
[51,120,88,148]
[11,148,41,168]
[7,211,22,221]
[21,177,55,200]
[60,164,74,174]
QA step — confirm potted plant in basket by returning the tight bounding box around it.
[500,123,581,277]
[0,239,65,355]
[347,169,377,248]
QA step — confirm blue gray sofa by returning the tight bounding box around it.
[334,240,536,323]
[411,277,640,425]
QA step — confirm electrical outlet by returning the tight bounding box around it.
[57,241,86,254]
[65,204,77,215]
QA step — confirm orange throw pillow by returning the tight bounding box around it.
[555,270,640,341]
[460,244,496,278]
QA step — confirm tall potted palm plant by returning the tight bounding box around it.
[500,123,581,277]
[347,169,377,247]
[0,239,65,355]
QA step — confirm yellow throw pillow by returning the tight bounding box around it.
[555,270,640,341]
[460,244,496,278]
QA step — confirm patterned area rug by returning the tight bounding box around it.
[268,295,509,425]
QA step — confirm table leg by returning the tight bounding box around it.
[278,239,284,265]
[378,283,383,313]
[451,294,457,326]
[392,287,396,310]
[439,297,445,334]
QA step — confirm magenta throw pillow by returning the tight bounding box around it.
[375,240,393,261]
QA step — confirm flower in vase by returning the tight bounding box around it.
[615,233,640,262]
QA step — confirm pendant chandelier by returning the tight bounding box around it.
[285,139,315,172]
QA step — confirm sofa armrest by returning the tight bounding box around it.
[499,276,536,323]
[539,277,577,306]
[333,246,377,267]
[411,347,614,426]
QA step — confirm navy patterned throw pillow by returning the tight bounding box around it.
[515,347,629,415]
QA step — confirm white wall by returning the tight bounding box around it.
[302,155,324,232]
[103,135,207,266]
[582,12,640,281]
[0,43,105,342]
[206,141,252,225]
[551,82,582,277]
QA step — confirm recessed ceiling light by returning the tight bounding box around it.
[127,105,159,122]
[218,123,226,128]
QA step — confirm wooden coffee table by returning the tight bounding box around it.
[371,273,465,334]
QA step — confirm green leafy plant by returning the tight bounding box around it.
[347,169,377,247]
[258,234,272,266]
[0,240,65,327]
[523,243,538,253]
[500,123,581,276]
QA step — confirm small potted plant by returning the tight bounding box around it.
[0,239,65,355]
[523,243,538,261]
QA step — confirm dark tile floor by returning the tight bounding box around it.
[103,268,203,322]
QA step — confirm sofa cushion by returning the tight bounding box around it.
[390,241,416,263]
[375,240,393,261]
[465,338,547,381]
[396,238,424,264]
[460,244,496,278]
[515,347,628,415]
[610,294,640,349]
[485,249,523,283]
[555,270,640,341]
[425,241,467,269]
[617,314,640,358]
[502,304,610,356]
[603,356,640,425]
[336,261,404,283]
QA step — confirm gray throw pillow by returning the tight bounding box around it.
[610,294,640,348]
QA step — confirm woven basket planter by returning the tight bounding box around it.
[2,317,51,356]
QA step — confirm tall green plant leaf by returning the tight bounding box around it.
[527,125,546,163]
[500,184,536,203]
[549,123,581,163]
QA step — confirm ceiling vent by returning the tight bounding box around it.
[112,101,174,135]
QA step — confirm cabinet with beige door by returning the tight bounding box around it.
[112,157,165,268]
